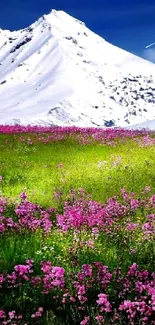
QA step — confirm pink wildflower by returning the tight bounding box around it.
[80,316,90,325]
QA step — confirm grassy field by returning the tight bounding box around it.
[0,127,155,325]
[1,133,155,206]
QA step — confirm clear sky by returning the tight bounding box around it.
[0,0,155,62]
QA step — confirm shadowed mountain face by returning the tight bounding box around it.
[0,9,155,127]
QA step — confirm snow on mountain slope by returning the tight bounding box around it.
[0,9,155,127]
[126,119,155,130]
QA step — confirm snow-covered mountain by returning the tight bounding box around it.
[126,119,155,130]
[0,9,155,127]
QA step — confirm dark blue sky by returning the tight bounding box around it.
[1,0,155,61]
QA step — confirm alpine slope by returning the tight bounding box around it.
[0,9,155,128]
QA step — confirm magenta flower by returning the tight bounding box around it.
[20,191,27,201]
[82,264,93,277]
[126,223,139,231]
[0,310,5,319]
[80,316,90,325]
[14,265,30,276]
[96,293,112,312]
[8,311,15,319]
[57,163,63,168]
[95,315,104,323]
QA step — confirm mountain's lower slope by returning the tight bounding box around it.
[0,10,155,127]
[127,119,155,130]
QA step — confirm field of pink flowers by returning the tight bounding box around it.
[0,125,154,144]
[0,126,155,325]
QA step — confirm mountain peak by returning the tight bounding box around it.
[0,11,155,127]
[44,9,85,25]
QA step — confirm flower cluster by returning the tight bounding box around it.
[56,188,155,236]
[0,191,55,235]
[0,185,155,324]
[0,261,155,324]
[0,125,155,147]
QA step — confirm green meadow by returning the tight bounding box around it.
[0,131,155,325]
[0,133,155,206]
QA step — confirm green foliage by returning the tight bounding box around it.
[0,133,155,324]
[1,134,155,207]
